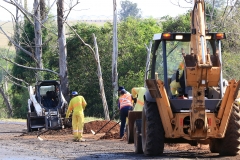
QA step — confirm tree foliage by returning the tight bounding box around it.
[119,0,142,21]
[160,13,191,32]
[67,18,160,117]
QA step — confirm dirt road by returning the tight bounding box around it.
[0,120,239,160]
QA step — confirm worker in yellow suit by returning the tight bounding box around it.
[131,87,146,111]
[170,60,185,98]
[66,91,87,142]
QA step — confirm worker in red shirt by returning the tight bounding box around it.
[66,91,87,142]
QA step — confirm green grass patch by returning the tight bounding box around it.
[85,117,103,123]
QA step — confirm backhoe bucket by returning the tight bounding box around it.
[127,111,142,143]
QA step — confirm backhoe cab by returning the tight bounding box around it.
[127,0,240,156]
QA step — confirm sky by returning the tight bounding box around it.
[0,0,192,21]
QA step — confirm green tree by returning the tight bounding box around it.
[67,18,161,117]
[160,13,191,33]
[119,0,142,21]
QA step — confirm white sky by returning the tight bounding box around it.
[0,0,192,21]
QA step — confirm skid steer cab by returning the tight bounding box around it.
[127,32,240,156]
[27,80,70,132]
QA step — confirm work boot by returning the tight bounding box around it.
[79,138,86,142]
[73,139,79,142]
[120,137,124,141]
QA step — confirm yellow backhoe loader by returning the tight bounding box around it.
[127,0,240,156]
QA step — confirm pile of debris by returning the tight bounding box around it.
[23,120,121,140]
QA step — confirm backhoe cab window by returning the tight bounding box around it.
[155,40,219,81]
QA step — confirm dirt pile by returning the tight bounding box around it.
[23,120,121,139]
[84,120,121,139]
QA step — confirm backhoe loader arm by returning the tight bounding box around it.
[185,0,222,138]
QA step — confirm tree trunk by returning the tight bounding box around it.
[0,86,12,118]
[93,34,110,120]
[112,0,119,114]
[57,0,69,102]
[34,0,43,80]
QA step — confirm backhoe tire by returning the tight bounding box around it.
[209,138,220,153]
[219,103,240,156]
[127,124,133,144]
[134,119,143,154]
[142,101,164,156]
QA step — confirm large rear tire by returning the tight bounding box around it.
[134,119,143,154]
[209,138,220,153]
[142,101,164,156]
[219,103,240,156]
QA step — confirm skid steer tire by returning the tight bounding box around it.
[134,119,143,154]
[209,138,221,153]
[142,101,164,156]
[27,113,31,132]
[219,103,240,156]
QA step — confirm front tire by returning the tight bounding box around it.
[134,119,143,154]
[142,101,164,156]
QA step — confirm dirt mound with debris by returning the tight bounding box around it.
[23,120,121,140]
[84,120,120,134]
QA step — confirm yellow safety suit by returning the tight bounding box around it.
[170,61,184,96]
[66,95,87,141]
[131,87,146,111]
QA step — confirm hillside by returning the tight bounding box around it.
[0,21,14,50]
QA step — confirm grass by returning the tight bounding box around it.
[85,117,104,123]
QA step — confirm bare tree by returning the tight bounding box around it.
[65,22,110,120]
[34,0,43,77]
[0,85,12,118]
[57,0,70,102]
